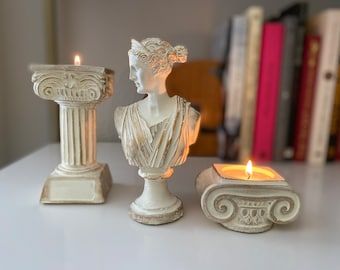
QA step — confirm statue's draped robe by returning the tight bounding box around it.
[116,96,192,177]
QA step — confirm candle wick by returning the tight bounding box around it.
[247,173,250,180]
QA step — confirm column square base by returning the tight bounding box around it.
[40,163,112,204]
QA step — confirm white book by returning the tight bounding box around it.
[223,15,247,135]
[239,6,264,162]
[307,9,340,165]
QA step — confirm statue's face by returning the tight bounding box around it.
[128,54,161,95]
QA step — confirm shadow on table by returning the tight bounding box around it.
[105,182,141,206]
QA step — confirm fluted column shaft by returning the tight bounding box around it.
[59,104,96,170]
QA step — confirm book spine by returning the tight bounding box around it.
[307,11,340,165]
[336,120,340,160]
[279,3,309,160]
[252,23,284,161]
[223,15,247,160]
[286,25,307,160]
[327,66,340,161]
[273,17,298,161]
[239,6,264,162]
[294,35,321,161]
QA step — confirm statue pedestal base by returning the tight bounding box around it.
[40,163,112,204]
[129,178,183,225]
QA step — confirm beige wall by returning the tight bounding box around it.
[0,0,339,167]
[0,4,7,166]
[56,0,219,141]
[0,0,58,168]
[56,0,339,142]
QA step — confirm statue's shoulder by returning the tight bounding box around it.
[114,105,127,117]
[188,106,201,145]
[176,96,200,124]
[114,105,130,138]
[176,96,201,144]
[188,106,200,124]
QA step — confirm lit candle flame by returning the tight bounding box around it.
[74,55,81,66]
[246,160,253,179]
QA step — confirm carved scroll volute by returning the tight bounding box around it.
[104,72,114,98]
[268,192,301,224]
[201,186,238,224]
[31,65,114,103]
[201,184,301,226]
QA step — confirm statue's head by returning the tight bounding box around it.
[128,38,188,94]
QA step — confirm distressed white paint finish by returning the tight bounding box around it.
[196,167,301,233]
[114,38,200,224]
[31,64,114,203]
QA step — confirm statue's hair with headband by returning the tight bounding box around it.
[128,38,188,74]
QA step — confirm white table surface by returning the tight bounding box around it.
[0,143,339,270]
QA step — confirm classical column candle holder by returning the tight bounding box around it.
[31,63,114,204]
[196,162,301,233]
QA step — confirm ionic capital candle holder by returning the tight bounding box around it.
[196,163,301,233]
[31,64,114,204]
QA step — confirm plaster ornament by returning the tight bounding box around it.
[31,64,114,203]
[114,38,201,225]
[196,166,301,233]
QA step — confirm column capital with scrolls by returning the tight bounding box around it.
[31,64,114,104]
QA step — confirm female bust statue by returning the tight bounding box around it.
[114,38,200,225]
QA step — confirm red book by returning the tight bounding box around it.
[252,23,284,161]
[334,66,340,160]
[294,35,321,161]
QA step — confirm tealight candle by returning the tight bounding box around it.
[196,161,300,233]
[213,161,284,181]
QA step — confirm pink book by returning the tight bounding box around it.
[252,23,284,161]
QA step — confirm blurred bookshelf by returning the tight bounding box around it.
[208,2,340,166]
